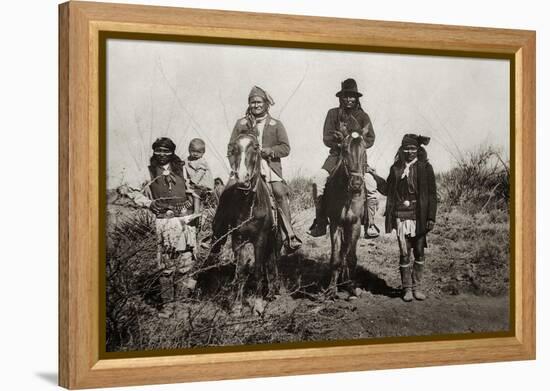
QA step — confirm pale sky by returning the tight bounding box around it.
[106,39,509,189]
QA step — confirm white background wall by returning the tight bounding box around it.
[0,0,546,389]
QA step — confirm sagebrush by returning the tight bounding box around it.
[105,145,510,351]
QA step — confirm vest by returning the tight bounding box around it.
[148,165,188,216]
[395,164,417,220]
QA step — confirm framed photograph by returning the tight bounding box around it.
[59,1,535,389]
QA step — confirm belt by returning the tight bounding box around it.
[397,199,416,208]
[156,209,185,219]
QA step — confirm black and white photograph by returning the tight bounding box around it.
[4,0,549,389]
[105,37,511,352]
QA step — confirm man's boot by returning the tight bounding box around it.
[412,256,427,300]
[309,195,327,237]
[400,255,414,302]
[278,206,302,252]
[364,197,379,238]
[269,182,302,252]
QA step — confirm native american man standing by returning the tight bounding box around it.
[385,134,437,301]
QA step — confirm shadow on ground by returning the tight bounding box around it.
[278,252,402,298]
[192,248,400,303]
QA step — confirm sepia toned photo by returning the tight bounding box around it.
[105,37,511,353]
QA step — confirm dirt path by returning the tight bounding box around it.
[258,292,509,344]
[264,203,511,341]
[105,197,510,350]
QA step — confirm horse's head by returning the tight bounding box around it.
[230,133,261,189]
[342,131,367,193]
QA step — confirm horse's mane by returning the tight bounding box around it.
[324,157,353,215]
[329,159,350,187]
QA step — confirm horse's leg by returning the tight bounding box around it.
[253,234,267,298]
[232,236,247,315]
[209,209,229,260]
[329,221,343,298]
[265,230,281,299]
[343,219,361,295]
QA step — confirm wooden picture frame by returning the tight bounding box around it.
[59,1,535,389]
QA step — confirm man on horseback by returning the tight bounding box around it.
[226,85,302,252]
[309,78,381,238]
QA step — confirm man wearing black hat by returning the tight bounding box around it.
[309,78,380,238]
[384,134,437,302]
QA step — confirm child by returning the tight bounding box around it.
[384,134,437,302]
[184,138,215,213]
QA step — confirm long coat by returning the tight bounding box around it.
[384,159,437,237]
[227,114,290,178]
[322,107,375,172]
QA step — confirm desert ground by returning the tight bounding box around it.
[106,175,510,351]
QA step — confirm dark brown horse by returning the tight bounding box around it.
[209,133,282,311]
[324,131,368,297]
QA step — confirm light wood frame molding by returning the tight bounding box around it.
[59,1,535,389]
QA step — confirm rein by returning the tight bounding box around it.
[235,146,262,192]
[233,137,278,229]
[233,133,262,192]
[330,135,366,192]
[207,144,261,254]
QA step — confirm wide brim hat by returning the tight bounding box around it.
[336,78,363,97]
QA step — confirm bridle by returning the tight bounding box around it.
[340,132,366,191]
[232,133,262,192]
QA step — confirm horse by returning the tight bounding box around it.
[324,131,368,298]
[208,133,282,311]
